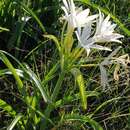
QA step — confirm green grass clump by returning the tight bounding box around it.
[0,0,130,130]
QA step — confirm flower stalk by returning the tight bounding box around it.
[42,71,66,129]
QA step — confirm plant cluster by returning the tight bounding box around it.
[0,0,130,130]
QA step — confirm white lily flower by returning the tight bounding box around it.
[76,22,111,56]
[94,11,124,43]
[62,0,98,29]
[76,10,124,56]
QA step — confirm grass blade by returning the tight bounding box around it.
[0,99,16,116]
[71,68,87,110]
[42,62,59,85]
[7,113,22,130]
[0,69,23,77]
[44,34,61,53]
[0,26,9,32]
[0,51,23,92]
[64,114,103,130]
[24,64,50,103]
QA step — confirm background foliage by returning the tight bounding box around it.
[0,0,130,130]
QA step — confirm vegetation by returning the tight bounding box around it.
[0,0,130,130]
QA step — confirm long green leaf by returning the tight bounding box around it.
[44,34,61,53]
[0,69,23,77]
[0,52,23,92]
[0,26,9,32]
[71,68,87,110]
[64,114,103,130]
[42,62,59,85]
[0,99,16,116]
[7,114,22,130]
[24,64,50,103]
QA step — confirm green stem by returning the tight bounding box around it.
[51,71,65,102]
[41,71,65,129]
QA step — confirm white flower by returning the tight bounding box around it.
[76,22,111,56]
[21,16,31,22]
[94,11,124,43]
[76,10,124,56]
[61,0,98,28]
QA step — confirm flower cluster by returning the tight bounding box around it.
[62,0,124,56]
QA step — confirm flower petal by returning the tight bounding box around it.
[77,8,90,19]
[81,22,92,40]
[61,6,69,16]
[63,0,69,11]
[91,44,112,51]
